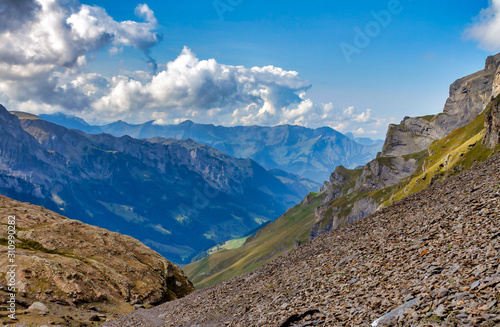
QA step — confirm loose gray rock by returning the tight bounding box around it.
[27,302,49,314]
[372,298,420,326]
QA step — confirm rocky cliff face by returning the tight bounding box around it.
[352,156,421,193]
[493,60,500,97]
[382,53,500,157]
[484,96,500,149]
[0,195,193,326]
[311,152,426,237]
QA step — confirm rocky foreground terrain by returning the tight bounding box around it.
[108,152,500,326]
[0,196,193,326]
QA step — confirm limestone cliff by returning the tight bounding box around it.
[382,53,500,157]
[484,96,500,149]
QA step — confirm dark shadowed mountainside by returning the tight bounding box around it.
[0,106,306,264]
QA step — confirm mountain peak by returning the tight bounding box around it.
[179,119,195,125]
[485,52,500,73]
[0,104,12,120]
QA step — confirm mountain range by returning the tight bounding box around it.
[39,114,383,183]
[0,107,318,264]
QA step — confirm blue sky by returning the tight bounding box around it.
[112,0,491,107]
[0,0,498,138]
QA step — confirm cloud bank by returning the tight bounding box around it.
[466,0,500,50]
[0,1,388,136]
[0,0,161,109]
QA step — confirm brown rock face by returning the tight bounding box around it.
[484,96,500,149]
[493,64,500,98]
[0,195,194,311]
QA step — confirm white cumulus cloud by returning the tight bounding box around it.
[466,0,500,50]
[88,46,312,123]
[0,0,161,109]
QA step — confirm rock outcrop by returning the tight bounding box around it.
[493,60,500,98]
[352,156,421,193]
[0,195,193,326]
[382,53,500,157]
[106,152,500,327]
[484,96,500,149]
[310,153,425,238]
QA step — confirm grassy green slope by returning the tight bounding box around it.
[323,108,498,225]
[383,100,500,207]
[183,192,325,289]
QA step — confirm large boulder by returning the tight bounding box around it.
[0,195,194,315]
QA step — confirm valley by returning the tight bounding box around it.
[0,108,318,264]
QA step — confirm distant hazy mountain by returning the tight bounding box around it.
[268,168,321,198]
[39,112,103,134]
[344,132,384,146]
[1,106,307,264]
[39,115,383,183]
